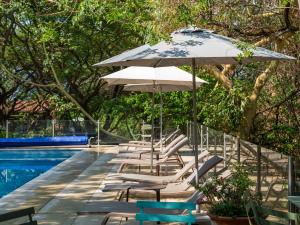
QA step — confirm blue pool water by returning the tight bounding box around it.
[0,150,79,198]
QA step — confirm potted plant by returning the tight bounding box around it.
[198,164,259,225]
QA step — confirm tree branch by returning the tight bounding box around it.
[257,88,300,115]
[202,65,232,90]
[251,61,279,102]
[239,61,279,139]
[42,43,129,141]
[1,65,57,88]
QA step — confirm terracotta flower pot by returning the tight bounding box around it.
[208,213,254,225]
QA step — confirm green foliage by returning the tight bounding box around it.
[0,131,5,138]
[0,0,158,122]
[177,3,193,26]
[235,41,255,63]
[194,71,248,133]
[48,95,78,119]
[198,164,258,217]
[198,86,246,133]
[265,124,300,156]
[279,0,295,6]
[175,1,210,27]
[0,0,299,156]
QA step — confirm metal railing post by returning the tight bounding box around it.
[206,126,209,151]
[5,120,8,138]
[214,135,217,172]
[200,125,203,152]
[288,156,295,215]
[97,120,100,155]
[256,145,262,199]
[186,121,189,144]
[52,119,55,137]
[97,120,100,146]
[236,136,241,163]
[223,133,226,167]
[214,135,217,155]
[191,122,193,147]
[190,122,193,147]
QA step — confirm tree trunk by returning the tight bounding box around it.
[202,65,233,90]
[239,62,278,139]
[239,94,258,140]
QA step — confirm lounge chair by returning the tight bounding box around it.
[125,128,180,146]
[78,157,227,225]
[78,191,211,225]
[0,207,38,225]
[109,137,189,174]
[104,155,226,199]
[118,133,186,156]
[107,150,209,184]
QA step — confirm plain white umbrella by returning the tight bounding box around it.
[103,66,206,86]
[123,82,205,153]
[102,66,207,172]
[95,27,295,184]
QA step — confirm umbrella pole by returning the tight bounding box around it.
[150,82,155,174]
[192,58,199,186]
[160,88,163,152]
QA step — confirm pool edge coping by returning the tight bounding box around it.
[0,147,95,211]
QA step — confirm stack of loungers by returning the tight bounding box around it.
[78,130,230,225]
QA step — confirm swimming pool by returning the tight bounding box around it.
[0,149,80,198]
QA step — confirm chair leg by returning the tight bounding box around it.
[115,191,120,200]
[118,163,127,173]
[176,154,184,168]
[118,191,125,201]
[100,215,110,225]
[156,165,160,176]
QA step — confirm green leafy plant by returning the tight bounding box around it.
[235,41,255,63]
[198,164,259,217]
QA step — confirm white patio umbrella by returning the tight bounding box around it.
[123,83,204,153]
[95,27,295,184]
[101,66,207,172]
[103,66,206,86]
